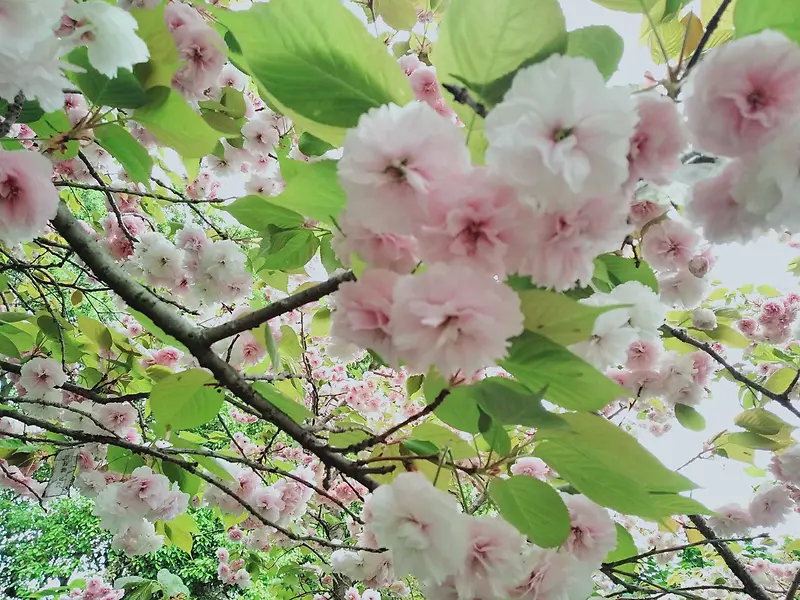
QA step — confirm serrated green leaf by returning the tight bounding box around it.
[67,47,148,108]
[734,408,788,436]
[566,26,624,79]
[224,195,306,231]
[150,369,225,431]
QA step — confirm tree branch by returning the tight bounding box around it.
[683,0,733,73]
[0,91,25,138]
[787,567,800,600]
[688,515,772,600]
[602,533,768,568]
[331,389,449,454]
[441,83,487,118]
[49,202,380,491]
[53,181,223,204]
[663,324,800,421]
[199,272,355,345]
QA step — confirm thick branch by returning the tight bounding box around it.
[663,324,800,421]
[688,515,772,600]
[49,202,380,491]
[0,91,25,138]
[199,271,355,345]
[787,567,800,600]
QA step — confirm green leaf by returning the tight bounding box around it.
[434,0,567,95]
[589,0,659,12]
[162,461,202,496]
[595,255,659,293]
[604,523,638,572]
[66,47,148,108]
[479,413,512,455]
[310,307,332,338]
[406,373,424,397]
[259,230,319,271]
[150,369,225,431]
[298,132,335,157]
[278,325,304,361]
[0,98,44,123]
[133,87,221,158]
[458,377,565,429]
[94,124,153,184]
[106,447,146,475]
[764,367,797,395]
[164,513,198,555]
[647,492,712,516]
[713,433,755,464]
[77,315,113,351]
[132,4,183,89]
[675,404,706,432]
[726,431,790,451]
[489,476,571,548]
[534,413,696,517]
[734,0,800,43]
[0,312,32,324]
[500,331,628,411]
[252,381,314,423]
[734,408,788,436]
[260,323,281,373]
[224,195,306,231]
[213,0,412,131]
[697,324,751,349]
[518,289,624,345]
[566,26,624,79]
[433,386,482,433]
[410,423,477,460]
[375,0,418,30]
[268,160,346,226]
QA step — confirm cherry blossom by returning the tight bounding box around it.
[0,149,60,245]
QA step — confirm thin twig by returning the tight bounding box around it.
[683,0,732,73]
[441,83,488,118]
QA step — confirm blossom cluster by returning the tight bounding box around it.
[332,473,617,600]
[684,31,800,244]
[330,52,696,377]
[92,466,189,556]
[215,547,252,589]
[58,577,124,600]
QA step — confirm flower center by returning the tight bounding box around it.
[552,127,573,142]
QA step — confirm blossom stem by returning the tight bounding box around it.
[441,83,488,118]
[683,0,733,74]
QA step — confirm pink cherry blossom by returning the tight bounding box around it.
[456,516,526,599]
[641,220,700,272]
[398,54,422,76]
[625,339,661,372]
[330,269,399,365]
[171,25,227,99]
[96,403,138,433]
[367,472,468,584]
[689,351,714,386]
[684,30,800,157]
[0,149,60,246]
[390,263,524,376]
[242,114,280,157]
[510,457,551,480]
[485,54,637,208]
[707,504,753,537]
[629,199,667,230]
[507,548,592,600]
[408,65,443,106]
[332,209,419,273]
[627,94,687,184]
[165,2,204,33]
[770,444,800,485]
[749,485,792,527]
[561,494,617,563]
[338,102,471,234]
[20,358,66,399]
[685,161,766,245]
[507,196,631,291]
[691,308,717,331]
[418,168,527,274]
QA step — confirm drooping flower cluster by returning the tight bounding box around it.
[708,484,794,535]
[735,293,800,344]
[92,465,189,556]
[684,30,800,244]
[332,473,616,600]
[215,547,252,589]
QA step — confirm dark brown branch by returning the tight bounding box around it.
[787,567,800,600]
[49,202,379,491]
[331,389,449,454]
[683,0,732,73]
[0,91,25,138]
[602,533,768,568]
[663,324,800,421]
[77,151,137,244]
[688,515,772,600]
[442,83,487,118]
[199,271,355,345]
[53,181,223,204]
